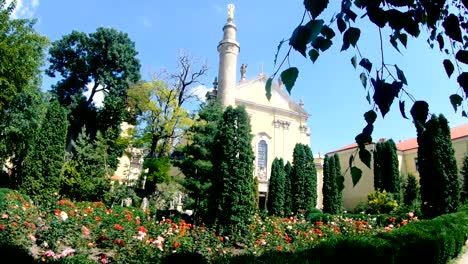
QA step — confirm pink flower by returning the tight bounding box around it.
[44,250,55,257]
[82,225,91,237]
[60,248,75,258]
[408,211,414,217]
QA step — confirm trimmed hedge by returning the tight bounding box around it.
[218,208,468,264]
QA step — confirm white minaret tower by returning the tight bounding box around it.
[217,3,240,108]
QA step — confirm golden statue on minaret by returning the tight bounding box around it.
[227,3,235,21]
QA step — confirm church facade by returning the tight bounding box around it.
[212,6,315,207]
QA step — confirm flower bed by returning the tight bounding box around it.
[0,189,421,263]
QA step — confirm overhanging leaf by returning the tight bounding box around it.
[436,34,444,51]
[321,25,335,39]
[443,59,455,78]
[273,39,287,67]
[359,58,372,72]
[463,110,467,117]
[355,133,372,145]
[265,77,273,101]
[351,166,362,187]
[455,50,468,65]
[337,16,346,33]
[362,124,373,137]
[312,36,332,51]
[364,110,377,125]
[395,65,407,85]
[390,33,400,53]
[309,49,320,63]
[366,91,371,104]
[442,14,463,42]
[349,155,354,168]
[289,20,324,57]
[399,100,408,119]
[341,27,361,51]
[449,94,463,112]
[351,55,358,69]
[457,72,468,96]
[360,72,367,88]
[410,101,429,124]
[359,148,371,168]
[398,32,407,47]
[304,0,329,19]
[280,67,299,94]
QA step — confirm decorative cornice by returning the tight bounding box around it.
[236,98,309,119]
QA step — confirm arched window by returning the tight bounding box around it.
[257,140,268,170]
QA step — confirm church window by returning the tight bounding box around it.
[257,140,268,169]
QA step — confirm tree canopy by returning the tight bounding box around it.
[46,27,141,151]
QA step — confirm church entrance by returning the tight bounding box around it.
[259,192,267,210]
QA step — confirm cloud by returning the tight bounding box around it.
[142,18,152,28]
[5,0,40,19]
[84,82,105,108]
[191,85,212,103]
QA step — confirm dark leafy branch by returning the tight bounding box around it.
[266,0,468,185]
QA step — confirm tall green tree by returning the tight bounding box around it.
[291,143,307,214]
[303,144,317,210]
[322,154,337,214]
[210,106,255,235]
[284,161,293,215]
[373,142,384,191]
[267,158,286,216]
[333,153,344,211]
[175,99,223,223]
[0,0,48,122]
[20,101,67,202]
[0,89,46,188]
[0,0,48,187]
[374,139,401,200]
[411,107,460,218]
[403,174,420,206]
[461,153,468,203]
[61,128,111,201]
[46,27,141,163]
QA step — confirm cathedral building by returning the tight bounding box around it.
[211,5,316,208]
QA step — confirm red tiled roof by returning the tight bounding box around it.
[396,123,468,151]
[327,143,359,155]
[328,123,468,154]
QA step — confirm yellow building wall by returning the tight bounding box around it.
[335,136,467,211]
[333,144,376,210]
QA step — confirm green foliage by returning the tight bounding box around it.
[460,152,468,203]
[412,113,460,218]
[322,155,334,213]
[367,189,398,214]
[303,145,317,211]
[291,144,307,214]
[0,3,48,122]
[373,139,401,201]
[142,157,171,194]
[350,166,362,187]
[267,158,286,216]
[280,67,299,94]
[253,175,259,210]
[0,88,46,189]
[61,128,111,201]
[210,106,255,235]
[284,161,293,215]
[46,27,141,153]
[176,100,223,222]
[20,101,68,203]
[403,174,420,207]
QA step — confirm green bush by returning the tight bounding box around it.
[367,190,398,214]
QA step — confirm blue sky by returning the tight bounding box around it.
[9,0,467,155]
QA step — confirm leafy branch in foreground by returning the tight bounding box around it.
[266,0,468,186]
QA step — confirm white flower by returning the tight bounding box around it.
[60,211,68,221]
[287,225,292,230]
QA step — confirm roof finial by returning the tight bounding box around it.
[227,4,235,22]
